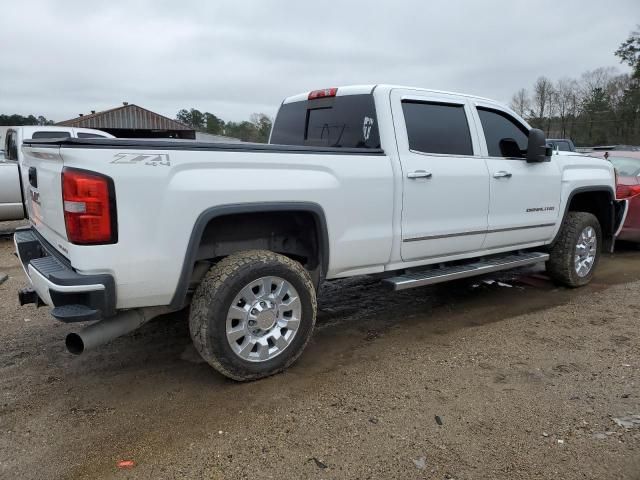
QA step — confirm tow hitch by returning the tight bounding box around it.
[18,287,45,307]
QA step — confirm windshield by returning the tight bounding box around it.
[270,94,380,149]
[610,156,640,176]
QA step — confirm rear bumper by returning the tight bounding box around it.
[14,228,116,322]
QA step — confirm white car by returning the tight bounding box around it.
[1,126,113,221]
[15,85,621,381]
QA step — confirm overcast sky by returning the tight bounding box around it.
[1,1,638,123]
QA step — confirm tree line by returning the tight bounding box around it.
[176,109,273,143]
[0,114,55,126]
[510,26,640,147]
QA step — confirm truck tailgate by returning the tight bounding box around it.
[21,146,69,253]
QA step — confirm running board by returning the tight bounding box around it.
[383,252,549,291]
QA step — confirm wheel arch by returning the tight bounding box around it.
[169,202,329,310]
[553,186,616,251]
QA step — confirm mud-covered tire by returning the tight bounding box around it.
[546,212,601,287]
[189,250,317,381]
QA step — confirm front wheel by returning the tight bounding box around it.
[189,250,317,381]
[546,212,601,287]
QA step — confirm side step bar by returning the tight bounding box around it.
[383,252,549,291]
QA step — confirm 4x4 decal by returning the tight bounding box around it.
[111,153,170,167]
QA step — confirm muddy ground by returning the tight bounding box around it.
[0,233,639,480]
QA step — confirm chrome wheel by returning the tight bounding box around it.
[225,276,302,362]
[574,226,597,277]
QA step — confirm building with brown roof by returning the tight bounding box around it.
[57,103,195,139]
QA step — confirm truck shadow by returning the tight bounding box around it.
[71,243,640,386]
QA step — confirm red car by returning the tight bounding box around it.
[591,150,640,242]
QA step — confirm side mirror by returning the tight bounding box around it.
[526,128,551,163]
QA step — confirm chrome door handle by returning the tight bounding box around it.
[407,170,432,179]
[493,171,512,178]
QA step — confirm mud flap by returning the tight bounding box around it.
[612,199,629,252]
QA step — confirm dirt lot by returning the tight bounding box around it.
[0,234,639,480]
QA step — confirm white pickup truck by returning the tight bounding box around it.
[1,126,113,221]
[15,85,621,381]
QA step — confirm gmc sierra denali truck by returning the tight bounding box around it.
[15,85,621,381]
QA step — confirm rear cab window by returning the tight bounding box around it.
[550,141,571,152]
[270,93,380,149]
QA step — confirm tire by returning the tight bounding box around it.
[189,250,317,381]
[546,212,602,287]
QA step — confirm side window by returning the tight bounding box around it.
[77,132,107,139]
[31,131,71,139]
[6,131,18,161]
[402,101,473,156]
[3,133,9,159]
[477,108,529,157]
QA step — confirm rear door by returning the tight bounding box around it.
[390,89,490,261]
[472,104,561,249]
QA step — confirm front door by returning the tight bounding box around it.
[390,89,490,262]
[472,104,561,249]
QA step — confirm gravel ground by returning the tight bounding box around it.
[0,235,639,479]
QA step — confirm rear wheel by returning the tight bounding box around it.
[189,250,316,381]
[546,212,601,287]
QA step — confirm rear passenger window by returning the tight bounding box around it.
[31,131,71,139]
[477,108,529,157]
[402,101,473,156]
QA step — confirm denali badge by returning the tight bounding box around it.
[526,206,555,212]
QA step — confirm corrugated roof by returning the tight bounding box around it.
[57,104,192,131]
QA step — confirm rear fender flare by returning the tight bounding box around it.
[169,202,329,310]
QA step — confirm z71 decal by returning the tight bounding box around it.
[111,153,171,167]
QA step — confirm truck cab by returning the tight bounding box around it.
[271,86,614,268]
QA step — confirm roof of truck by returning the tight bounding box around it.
[282,84,500,105]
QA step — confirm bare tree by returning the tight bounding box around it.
[532,76,554,128]
[509,88,531,117]
[555,78,578,138]
[506,26,640,145]
[579,67,617,97]
[579,68,617,142]
[607,73,632,140]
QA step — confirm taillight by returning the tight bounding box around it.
[616,183,640,200]
[62,168,117,244]
[308,88,338,100]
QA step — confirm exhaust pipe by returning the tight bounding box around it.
[65,306,170,355]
